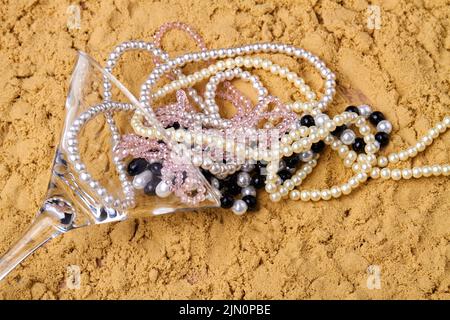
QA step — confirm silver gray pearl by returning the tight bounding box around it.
[231,199,247,215]
[340,129,356,145]
[155,181,171,198]
[237,172,251,187]
[241,186,256,197]
[287,167,296,174]
[376,120,392,134]
[132,171,152,190]
[241,163,255,172]
[211,177,220,190]
[299,150,314,162]
[358,104,372,117]
[278,160,286,171]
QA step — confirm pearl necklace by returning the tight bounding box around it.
[127,41,450,204]
[64,25,449,218]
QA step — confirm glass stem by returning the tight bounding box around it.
[0,212,62,281]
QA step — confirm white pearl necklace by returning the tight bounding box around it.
[269,115,450,202]
[65,38,450,215]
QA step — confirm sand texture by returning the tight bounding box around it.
[0,0,449,299]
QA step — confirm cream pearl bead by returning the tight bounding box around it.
[344,158,354,168]
[412,167,422,178]
[378,156,388,167]
[338,145,349,157]
[402,168,412,179]
[341,184,352,195]
[416,142,426,152]
[291,175,302,186]
[265,182,278,193]
[279,187,289,197]
[289,190,301,200]
[370,168,380,179]
[347,151,357,161]
[398,151,408,161]
[421,135,433,146]
[391,169,402,181]
[310,190,321,201]
[443,115,450,127]
[422,166,432,177]
[321,189,332,200]
[283,179,295,190]
[330,186,342,198]
[300,191,311,201]
[431,165,442,176]
[270,192,282,202]
[349,177,359,189]
[380,168,391,179]
[407,147,418,158]
[388,153,399,164]
[356,172,368,182]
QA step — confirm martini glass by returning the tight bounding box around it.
[0,52,220,281]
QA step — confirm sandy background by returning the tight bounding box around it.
[0,0,449,299]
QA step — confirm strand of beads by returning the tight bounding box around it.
[66,102,136,215]
[64,22,449,219]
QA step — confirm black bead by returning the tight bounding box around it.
[284,155,300,168]
[201,168,213,181]
[300,115,315,127]
[369,111,385,126]
[352,137,366,153]
[375,132,390,147]
[222,180,241,196]
[311,140,325,153]
[256,161,266,169]
[214,178,225,190]
[148,162,163,175]
[220,194,234,209]
[287,167,297,174]
[144,179,160,196]
[127,158,148,176]
[242,195,257,211]
[98,208,108,222]
[224,173,237,185]
[331,124,347,137]
[229,184,242,196]
[172,122,180,129]
[165,122,181,130]
[60,213,73,225]
[251,175,265,189]
[278,170,292,181]
[345,105,360,114]
[256,161,267,175]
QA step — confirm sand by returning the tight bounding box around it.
[0,0,449,299]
